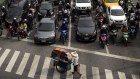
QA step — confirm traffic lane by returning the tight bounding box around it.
[70,16,107,53]
[0,39,139,75]
[107,29,140,59]
[28,21,69,46]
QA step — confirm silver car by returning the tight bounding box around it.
[34,18,56,44]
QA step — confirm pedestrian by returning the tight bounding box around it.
[71,51,82,77]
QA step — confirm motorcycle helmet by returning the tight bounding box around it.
[2,6,5,9]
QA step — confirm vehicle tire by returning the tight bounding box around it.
[0,30,2,36]
[62,36,65,45]
[17,34,20,41]
[56,63,67,73]
[6,32,10,39]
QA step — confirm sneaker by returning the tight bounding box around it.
[79,74,82,77]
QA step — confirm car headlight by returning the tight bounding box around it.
[124,19,127,22]
[87,6,91,9]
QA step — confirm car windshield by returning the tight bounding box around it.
[78,20,94,27]
[105,0,118,3]
[40,3,52,10]
[111,9,124,16]
[38,23,53,31]
[77,0,90,3]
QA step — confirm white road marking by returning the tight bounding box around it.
[132,74,140,79]
[51,44,140,62]
[5,51,20,72]
[0,48,10,68]
[92,66,100,79]
[28,55,40,78]
[16,53,30,75]
[105,45,110,54]
[1,34,140,62]
[66,64,73,79]
[118,71,126,79]
[40,57,51,79]
[80,64,86,79]
[105,69,113,79]
[53,68,60,79]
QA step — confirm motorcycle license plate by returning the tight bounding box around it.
[123,35,128,38]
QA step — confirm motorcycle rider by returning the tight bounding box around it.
[136,2,140,11]
[60,21,68,39]
[109,22,117,32]
[129,21,137,38]
[19,20,28,37]
[1,6,7,22]
[121,24,128,33]
[99,25,108,44]
[12,18,19,35]
[46,9,52,17]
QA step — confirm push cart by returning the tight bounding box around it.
[51,48,72,73]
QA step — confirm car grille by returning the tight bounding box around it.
[115,20,123,23]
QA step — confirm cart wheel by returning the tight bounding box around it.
[56,63,67,73]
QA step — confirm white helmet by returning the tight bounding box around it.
[64,10,68,14]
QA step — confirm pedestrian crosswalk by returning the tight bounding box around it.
[0,47,139,79]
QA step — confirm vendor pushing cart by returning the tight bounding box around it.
[51,48,72,73]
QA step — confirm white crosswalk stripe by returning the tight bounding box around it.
[118,71,126,79]
[16,53,30,75]
[0,48,139,79]
[0,49,10,68]
[105,69,113,79]
[40,57,51,79]
[132,74,140,79]
[53,67,60,79]
[66,64,73,79]
[5,51,20,72]
[92,66,100,79]
[28,55,40,78]
[80,64,86,79]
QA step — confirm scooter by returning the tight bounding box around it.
[122,32,129,46]
[60,30,68,45]
[129,26,137,39]
[100,33,107,49]
[109,30,117,44]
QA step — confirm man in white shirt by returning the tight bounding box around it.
[71,51,82,76]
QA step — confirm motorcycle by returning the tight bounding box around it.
[60,30,68,45]
[129,26,137,39]
[122,32,129,46]
[97,17,104,28]
[17,28,27,40]
[109,30,117,44]
[6,25,14,39]
[100,33,107,49]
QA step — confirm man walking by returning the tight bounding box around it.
[71,51,82,77]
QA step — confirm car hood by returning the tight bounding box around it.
[40,10,47,15]
[105,3,119,7]
[78,27,95,34]
[76,3,91,7]
[110,15,126,20]
[35,31,55,38]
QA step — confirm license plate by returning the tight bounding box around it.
[41,39,46,42]
[82,11,85,13]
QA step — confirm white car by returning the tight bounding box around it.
[74,0,92,14]
[106,6,127,26]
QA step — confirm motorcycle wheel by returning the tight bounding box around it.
[0,30,2,36]
[62,36,65,45]
[6,32,11,39]
[55,63,67,73]
[100,42,105,49]
[17,34,20,41]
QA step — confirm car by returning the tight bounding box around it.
[7,0,27,21]
[74,0,92,14]
[102,0,119,7]
[106,6,127,26]
[34,18,56,44]
[76,16,97,41]
[38,1,53,20]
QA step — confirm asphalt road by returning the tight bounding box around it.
[0,0,140,79]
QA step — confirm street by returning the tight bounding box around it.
[0,0,140,79]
